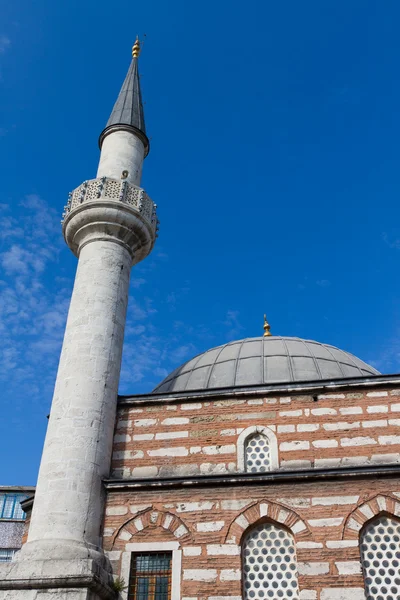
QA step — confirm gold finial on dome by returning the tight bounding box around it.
[132,37,141,58]
[263,314,272,337]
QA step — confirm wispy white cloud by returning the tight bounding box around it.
[0,196,71,405]
[0,35,10,54]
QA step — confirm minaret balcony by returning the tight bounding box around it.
[62,177,159,264]
[62,177,158,234]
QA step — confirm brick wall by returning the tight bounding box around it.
[104,478,400,600]
[112,386,400,478]
[106,382,400,599]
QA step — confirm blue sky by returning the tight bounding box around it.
[2,0,400,484]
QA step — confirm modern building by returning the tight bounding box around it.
[1,38,400,600]
[0,487,34,563]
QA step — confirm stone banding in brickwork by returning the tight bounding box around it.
[342,494,400,539]
[110,507,193,548]
[224,500,311,543]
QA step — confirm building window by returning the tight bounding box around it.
[237,426,279,472]
[245,433,271,473]
[0,494,26,520]
[0,549,18,562]
[360,515,400,600]
[243,521,299,600]
[128,552,172,600]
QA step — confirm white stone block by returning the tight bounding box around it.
[335,561,362,575]
[114,433,131,443]
[359,504,374,519]
[162,417,189,425]
[177,501,214,512]
[298,562,330,575]
[196,521,225,532]
[221,499,251,510]
[119,530,132,541]
[134,517,144,531]
[155,431,189,440]
[207,544,240,555]
[148,447,188,457]
[326,540,358,548]
[134,418,157,427]
[315,457,341,468]
[174,524,188,538]
[106,506,128,516]
[367,405,388,413]
[221,428,236,436]
[278,425,295,433]
[132,465,158,477]
[340,436,376,446]
[220,569,241,581]
[190,446,202,454]
[323,422,360,431]
[292,521,306,534]
[320,589,365,600]
[103,527,115,537]
[132,433,154,441]
[308,517,343,527]
[311,408,337,416]
[276,497,310,508]
[279,409,303,417]
[235,514,249,529]
[348,518,362,531]
[297,423,319,432]
[389,419,400,425]
[259,503,269,516]
[181,403,202,410]
[378,435,400,445]
[280,440,310,451]
[281,459,312,469]
[367,391,388,397]
[319,394,345,399]
[312,439,338,448]
[183,569,217,582]
[312,495,359,506]
[340,406,363,415]
[297,541,323,549]
[299,591,317,600]
[391,403,400,412]
[202,444,236,455]
[209,597,242,600]
[183,546,202,556]
[362,419,388,428]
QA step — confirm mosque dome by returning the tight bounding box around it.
[153,336,379,393]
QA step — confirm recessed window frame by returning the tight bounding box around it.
[237,425,279,472]
[119,542,182,600]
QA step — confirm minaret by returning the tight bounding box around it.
[0,40,157,599]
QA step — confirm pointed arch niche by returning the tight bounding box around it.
[237,425,279,473]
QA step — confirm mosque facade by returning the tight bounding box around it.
[1,40,400,600]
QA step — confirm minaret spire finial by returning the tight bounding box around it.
[132,36,141,58]
[263,314,272,337]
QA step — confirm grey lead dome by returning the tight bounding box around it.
[153,336,379,393]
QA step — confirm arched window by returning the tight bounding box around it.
[245,433,271,473]
[237,426,279,473]
[360,514,400,600]
[242,522,299,600]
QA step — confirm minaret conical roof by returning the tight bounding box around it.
[99,39,149,155]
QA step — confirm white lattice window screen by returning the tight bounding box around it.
[245,434,271,473]
[360,515,400,600]
[243,522,299,599]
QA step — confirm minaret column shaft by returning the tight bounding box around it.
[97,130,145,186]
[26,239,132,558]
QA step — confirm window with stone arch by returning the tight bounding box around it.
[237,426,279,473]
[360,514,400,600]
[242,520,299,600]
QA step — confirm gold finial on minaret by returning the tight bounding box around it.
[263,314,272,337]
[132,37,141,58]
